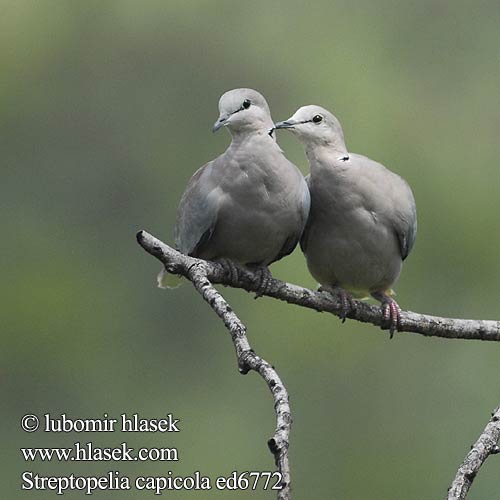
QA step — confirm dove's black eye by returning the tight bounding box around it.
[312,114,323,123]
[242,99,251,109]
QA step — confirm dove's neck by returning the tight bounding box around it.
[305,141,349,167]
[229,127,277,147]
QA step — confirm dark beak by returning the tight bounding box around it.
[274,120,295,130]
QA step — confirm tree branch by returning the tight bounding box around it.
[137,231,292,499]
[136,230,500,342]
[137,230,500,499]
[447,406,500,499]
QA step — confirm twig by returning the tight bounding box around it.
[137,232,292,499]
[136,231,500,342]
[447,407,500,499]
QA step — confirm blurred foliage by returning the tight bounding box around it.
[2,1,500,498]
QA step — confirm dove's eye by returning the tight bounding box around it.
[242,99,251,109]
[312,115,323,123]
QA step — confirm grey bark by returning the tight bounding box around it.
[137,230,500,342]
[136,229,500,500]
[447,407,500,500]
[138,231,291,499]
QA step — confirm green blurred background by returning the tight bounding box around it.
[3,1,500,498]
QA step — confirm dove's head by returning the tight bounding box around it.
[274,105,346,151]
[213,88,274,136]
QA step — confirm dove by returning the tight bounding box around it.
[159,89,310,291]
[275,105,417,336]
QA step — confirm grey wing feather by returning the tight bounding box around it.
[359,153,417,261]
[268,234,297,265]
[174,163,221,257]
[299,174,311,253]
[300,175,311,226]
[393,180,417,261]
[274,174,311,262]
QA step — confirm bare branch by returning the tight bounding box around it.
[447,407,500,500]
[136,231,500,342]
[137,230,500,499]
[137,232,292,499]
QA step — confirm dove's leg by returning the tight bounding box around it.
[319,284,355,323]
[249,265,273,298]
[371,291,401,339]
[216,258,240,284]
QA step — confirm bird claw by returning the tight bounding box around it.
[320,285,355,323]
[252,266,273,298]
[371,291,402,338]
[217,258,239,283]
[381,298,401,338]
[338,290,355,323]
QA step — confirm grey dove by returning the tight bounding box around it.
[159,88,310,289]
[275,106,417,336]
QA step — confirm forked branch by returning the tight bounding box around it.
[137,231,292,499]
[137,230,500,500]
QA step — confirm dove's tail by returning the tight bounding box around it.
[157,267,183,289]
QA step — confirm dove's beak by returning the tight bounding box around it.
[212,114,230,133]
[274,119,296,130]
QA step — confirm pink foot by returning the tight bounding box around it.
[372,291,401,338]
[320,285,355,323]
